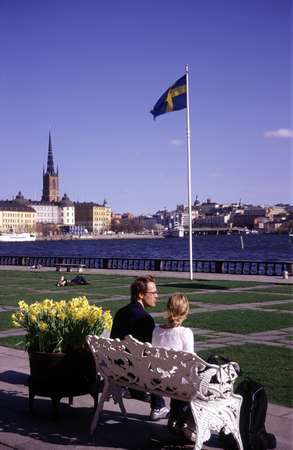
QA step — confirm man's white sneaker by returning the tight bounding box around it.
[149,406,170,421]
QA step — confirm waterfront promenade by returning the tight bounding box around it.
[0,264,292,282]
[0,267,292,449]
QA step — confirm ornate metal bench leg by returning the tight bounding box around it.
[190,402,211,450]
[111,384,127,418]
[231,430,243,450]
[90,381,110,435]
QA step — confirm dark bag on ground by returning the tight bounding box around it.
[220,378,277,450]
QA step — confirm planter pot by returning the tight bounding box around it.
[28,349,98,417]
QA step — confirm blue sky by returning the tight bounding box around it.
[0,0,291,214]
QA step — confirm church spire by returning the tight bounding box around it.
[42,131,60,203]
[46,131,56,175]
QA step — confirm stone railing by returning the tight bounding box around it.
[0,255,291,276]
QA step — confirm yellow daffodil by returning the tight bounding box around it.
[11,296,112,353]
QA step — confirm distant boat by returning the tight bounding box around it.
[0,232,36,242]
[163,226,185,238]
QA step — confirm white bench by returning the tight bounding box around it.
[86,335,243,450]
[55,263,86,273]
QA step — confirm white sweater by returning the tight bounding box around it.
[152,325,194,353]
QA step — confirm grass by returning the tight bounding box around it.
[0,269,292,407]
[156,279,262,292]
[172,310,293,334]
[187,291,292,304]
[94,298,199,315]
[0,311,15,331]
[193,334,210,341]
[0,271,266,307]
[255,285,293,294]
[260,302,293,311]
[199,344,293,407]
[0,335,25,349]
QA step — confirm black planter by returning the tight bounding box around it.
[28,349,99,417]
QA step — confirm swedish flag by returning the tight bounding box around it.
[150,75,187,119]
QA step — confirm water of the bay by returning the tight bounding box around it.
[0,234,292,261]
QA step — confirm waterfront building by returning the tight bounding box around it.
[194,213,230,228]
[264,221,284,233]
[41,132,60,203]
[197,199,219,214]
[243,207,267,216]
[75,202,111,233]
[254,216,270,231]
[29,194,75,232]
[59,194,75,226]
[268,206,287,217]
[0,201,36,233]
[30,202,60,224]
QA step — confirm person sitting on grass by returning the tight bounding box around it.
[70,275,90,285]
[56,275,68,287]
[56,274,90,287]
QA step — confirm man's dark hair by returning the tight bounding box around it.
[130,275,155,303]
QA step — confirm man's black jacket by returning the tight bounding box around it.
[110,302,154,343]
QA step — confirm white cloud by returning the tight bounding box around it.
[170,139,183,146]
[264,128,293,139]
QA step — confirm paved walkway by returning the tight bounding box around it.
[0,345,292,450]
[0,264,292,283]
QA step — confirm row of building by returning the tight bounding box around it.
[1,133,291,235]
[157,198,293,233]
[0,133,111,235]
[112,199,293,235]
[0,194,111,235]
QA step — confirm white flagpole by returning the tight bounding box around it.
[185,64,193,280]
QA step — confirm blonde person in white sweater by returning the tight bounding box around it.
[152,294,195,439]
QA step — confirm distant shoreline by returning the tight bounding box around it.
[39,233,164,241]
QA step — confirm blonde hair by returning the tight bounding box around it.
[166,294,189,327]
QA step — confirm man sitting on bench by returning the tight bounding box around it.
[110,275,169,421]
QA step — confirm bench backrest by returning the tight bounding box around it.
[86,335,239,402]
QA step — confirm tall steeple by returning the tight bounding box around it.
[46,131,56,176]
[41,131,60,203]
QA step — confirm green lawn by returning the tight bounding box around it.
[255,285,293,295]
[260,302,293,311]
[156,279,262,292]
[0,335,25,349]
[0,270,271,308]
[1,269,292,407]
[199,344,293,407]
[187,291,292,304]
[173,310,293,333]
[0,311,15,331]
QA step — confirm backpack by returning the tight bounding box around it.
[221,378,277,450]
[185,355,277,450]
